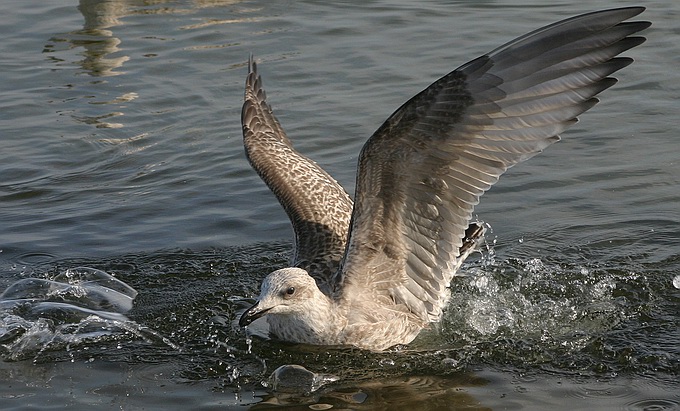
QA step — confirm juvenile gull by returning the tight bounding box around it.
[238,8,650,351]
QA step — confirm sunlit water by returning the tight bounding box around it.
[1,0,678,409]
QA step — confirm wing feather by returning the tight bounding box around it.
[335,8,649,322]
[241,56,354,287]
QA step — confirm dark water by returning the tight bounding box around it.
[1,0,678,409]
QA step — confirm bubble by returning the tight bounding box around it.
[269,364,338,394]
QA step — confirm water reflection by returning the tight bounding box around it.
[254,374,490,410]
[43,0,248,77]
[44,0,130,77]
[77,0,131,76]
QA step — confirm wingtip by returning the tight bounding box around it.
[628,5,646,16]
[601,6,646,19]
[248,54,256,75]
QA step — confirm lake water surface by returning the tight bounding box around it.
[1,0,678,409]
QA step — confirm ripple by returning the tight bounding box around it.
[15,252,58,266]
[625,399,680,411]
[567,382,637,400]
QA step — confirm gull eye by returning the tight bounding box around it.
[285,286,295,296]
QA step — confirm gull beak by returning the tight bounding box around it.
[239,301,272,327]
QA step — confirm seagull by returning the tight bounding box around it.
[237,7,650,351]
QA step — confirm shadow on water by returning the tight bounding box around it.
[1,239,677,408]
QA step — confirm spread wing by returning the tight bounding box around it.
[241,56,354,288]
[335,7,650,322]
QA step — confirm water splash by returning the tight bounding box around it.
[0,266,175,361]
[446,257,624,343]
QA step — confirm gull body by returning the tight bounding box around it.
[237,8,650,351]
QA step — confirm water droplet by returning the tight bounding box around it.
[309,404,333,410]
[245,334,254,354]
[673,275,680,289]
[442,357,460,368]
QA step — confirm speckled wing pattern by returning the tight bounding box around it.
[242,56,354,289]
[335,8,650,322]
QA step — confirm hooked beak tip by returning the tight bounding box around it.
[239,301,270,327]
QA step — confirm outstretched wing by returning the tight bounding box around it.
[241,56,354,287]
[335,8,649,322]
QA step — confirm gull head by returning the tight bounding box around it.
[239,267,321,327]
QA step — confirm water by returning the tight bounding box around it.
[1,0,678,409]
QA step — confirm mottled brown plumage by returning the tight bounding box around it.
[238,7,649,350]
